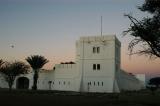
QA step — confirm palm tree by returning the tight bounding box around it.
[26,55,49,90]
[0,61,29,90]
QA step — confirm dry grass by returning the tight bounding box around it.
[0,89,160,106]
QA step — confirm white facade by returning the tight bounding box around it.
[0,35,145,92]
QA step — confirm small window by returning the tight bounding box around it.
[93,47,96,53]
[97,64,100,70]
[97,47,100,53]
[53,81,54,84]
[48,81,52,84]
[94,81,95,86]
[88,82,91,86]
[93,64,96,70]
[64,81,65,85]
[59,81,61,85]
[93,47,100,53]
[102,82,103,86]
[98,82,99,86]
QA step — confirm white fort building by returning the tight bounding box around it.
[0,35,145,92]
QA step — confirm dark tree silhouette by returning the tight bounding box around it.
[149,77,160,88]
[0,59,4,69]
[26,55,49,90]
[147,77,160,94]
[0,61,29,90]
[124,0,160,58]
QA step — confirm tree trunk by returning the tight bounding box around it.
[32,69,39,90]
[8,81,13,91]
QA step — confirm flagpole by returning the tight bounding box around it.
[101,16,102,36]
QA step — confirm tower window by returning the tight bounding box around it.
[93,47,96,53]
[93,47,100,53]
[93,64,96,70]
[93,64,101,71]
[97,64,100,70]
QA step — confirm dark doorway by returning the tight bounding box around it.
[16,77,29,89]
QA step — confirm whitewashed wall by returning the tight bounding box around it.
[77,35,120,92]
[0,35,145,92]
[46,64,81,91]
[0,74,8,88]
[116,70,144,91]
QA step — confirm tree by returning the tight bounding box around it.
[149,77,160,88]
[0,61,29,90]
[147,77,160,94]
[25,55,49,90]
[0,59,4,68]
[124,0,160,58]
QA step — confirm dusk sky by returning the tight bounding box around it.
[0,0,160,76]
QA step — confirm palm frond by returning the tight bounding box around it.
[26,55,49,70]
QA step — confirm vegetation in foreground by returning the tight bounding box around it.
[124,0,160,58]
[0,89,160,106]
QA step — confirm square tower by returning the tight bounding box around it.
[76,35,121,92]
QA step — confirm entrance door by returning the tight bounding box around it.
[16,77,29,89]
